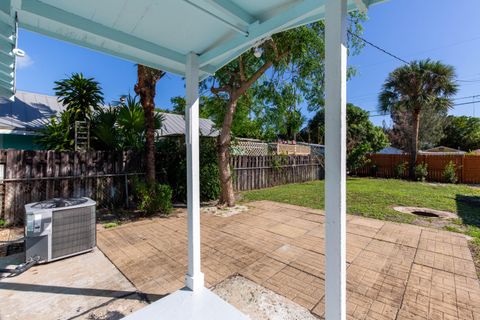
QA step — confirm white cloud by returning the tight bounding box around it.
[16,53,33,69]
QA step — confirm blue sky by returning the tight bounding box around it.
[15,0,480,127]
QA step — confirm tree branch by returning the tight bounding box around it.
[239,55,246,82]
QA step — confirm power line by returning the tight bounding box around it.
[347,31,410,65]
[452,100,480,107]
[368,100,480,118]
[348,31,480,85]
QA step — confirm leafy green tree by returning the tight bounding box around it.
[300,104,388,171]
[439,116,480,151]
[379,60,458,178]
[385,104,448,151]
[36,111,74,151]
[54,72,104,124]
[204,14,365,206]
[134,65,165,184]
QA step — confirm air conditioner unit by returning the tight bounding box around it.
[24,197,96,263]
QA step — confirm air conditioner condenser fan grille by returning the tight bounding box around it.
[51,206,95,259]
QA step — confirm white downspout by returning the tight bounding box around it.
[324,0,348,319]
[185,52,204,291]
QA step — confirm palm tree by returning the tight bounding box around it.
[134,65,165,184]
[54,73,104,124]
[379,59,458,178]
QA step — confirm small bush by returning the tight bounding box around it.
[443,161,458,184]
[414,163,428,182]
[0,218,6,228]
[134,180,173,215]
[394,161,408,179]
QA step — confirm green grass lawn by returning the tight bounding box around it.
[242,177,480,227]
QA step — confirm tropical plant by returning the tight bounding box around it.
[134,65,166,184]
[379,60,458,178]
[35,111,74,151]
[443,161,458,184]
[54,72,104,124]
[91,107,119,150]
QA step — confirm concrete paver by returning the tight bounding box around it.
[97,200,480,320]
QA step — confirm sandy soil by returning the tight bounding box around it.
[213,276,318,320]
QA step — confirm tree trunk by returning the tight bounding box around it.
[409,111,420,179]
[135,65,163,185]
[218,98,237,207]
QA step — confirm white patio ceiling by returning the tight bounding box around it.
[0,0,382,100]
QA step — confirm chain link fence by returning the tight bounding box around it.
[1,173,145,224]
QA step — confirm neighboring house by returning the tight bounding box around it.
[157,112,219,138]
[0,91,218,150]
[376,146,404,154]
[420,146,466,155]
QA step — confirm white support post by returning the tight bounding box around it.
[185,52,204,291]
[324,0,348,319]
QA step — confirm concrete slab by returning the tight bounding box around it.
[0,248,146,320]
[123,287,248,320]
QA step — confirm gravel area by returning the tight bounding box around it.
[213,276,318,320]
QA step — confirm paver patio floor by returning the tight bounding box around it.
[97,201,480,319]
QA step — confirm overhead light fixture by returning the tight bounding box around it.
[13,48,25,57]
[253,46,263,58]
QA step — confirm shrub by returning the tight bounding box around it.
[134,180,173,215]
[156,137,220,202]
[414,163,428,182]
[443,161,458,184]
[0,218,5,228]
[200,162,220,201]
[394,161,408,179]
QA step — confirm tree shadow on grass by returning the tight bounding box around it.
[455,194,480,227]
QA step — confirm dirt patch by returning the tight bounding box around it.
[202,205,248,217]
[212,275,317,320]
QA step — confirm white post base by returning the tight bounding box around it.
[185,273,205,291]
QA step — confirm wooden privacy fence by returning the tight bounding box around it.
[0,150,325,223]
[0,150,144,224]
[230,155,324,191]
[356,154,480,183]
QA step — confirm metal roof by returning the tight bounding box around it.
[0,0,382,100]
[0,90,219,137]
